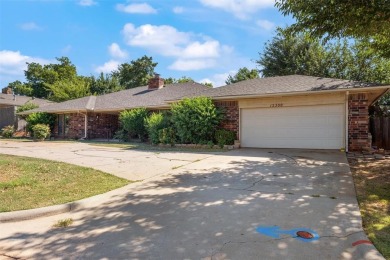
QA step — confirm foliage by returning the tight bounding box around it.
[171,97,223,144]
[257,27,390,110]
[159,127,176,145]
[119,108,148,140]
[275,0,390,58]
[215,129,236,148]
[1,125,15,138]
[89,72,123,95]
[24,57,79,99]
[25,112,56,135]
[203,82,213,88]
[16,102,39,120]
[164,76,194,84]
[45,77,91,102]
[113,56,157,89]
[8,80,33,96]
[144,112,171,144]
[225,67,259,85]
[32,124,51,140]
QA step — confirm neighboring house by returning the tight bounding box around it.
[21,74,390,151]
[0,90,52,131]
[21,75,209,139]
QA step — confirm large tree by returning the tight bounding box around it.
[24,57,79,99]
[257,28,390,83]
[113,56,157,89]
[225,67,260,85]
[275,0,390,57]
[164,76,194,84]
[89,72,123,95]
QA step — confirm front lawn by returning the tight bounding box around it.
[349,158,390,259]
[0,154,129,212]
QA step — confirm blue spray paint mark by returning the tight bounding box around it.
[256,225,319,242]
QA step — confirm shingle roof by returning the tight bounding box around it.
[20,82,208,114]
[0,94,52,107]
[179,75,388,99]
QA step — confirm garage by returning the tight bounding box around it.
[240,104,345,149]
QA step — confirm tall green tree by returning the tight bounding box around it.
[89,72,123,95]
[225,67,259,85]
[164,76,194,84]
[113,56,157,89]
[24,57,78,99]
[45,77,91,102]
[7,80,33,96]
[275,0,390,57]
[257,28,390,83]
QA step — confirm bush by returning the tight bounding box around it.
[1,125,15,138]
[159,127,176,145]
[25,112,56,135]
[144,112,171,144]
[215,129,236,148]
[171,97,223,144]
[119,108,148,140]
[32,124,51,140]
[16,102,39,120]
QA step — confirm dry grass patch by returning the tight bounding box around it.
[349,158,390,259]
[0,154,129,212]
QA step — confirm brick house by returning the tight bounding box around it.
[21,75,390,151]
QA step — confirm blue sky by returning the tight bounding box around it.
[0,0,293,87]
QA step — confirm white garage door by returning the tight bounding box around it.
[241,104,344,149]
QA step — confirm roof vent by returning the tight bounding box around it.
[148,73,164,90]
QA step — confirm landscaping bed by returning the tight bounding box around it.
[0,154,129,212]
[348,157,390,259]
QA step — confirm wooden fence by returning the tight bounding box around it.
[370,117,390,150]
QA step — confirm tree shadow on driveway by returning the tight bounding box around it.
[0,150,384,259]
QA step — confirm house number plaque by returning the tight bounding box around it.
[270,103,283,107]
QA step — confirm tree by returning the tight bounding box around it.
[275,0,390,57]
[45,77,91,102]
[203,82,213,88]
[163,76,194,84]
[257,28,390,83]
[16,102,39,120]
[225,67,259,84]
[113,56,157,89]
[6,80,33,96]
[89,72,123,95]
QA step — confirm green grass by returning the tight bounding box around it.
[0,154,130,212]
[349,158,390,259]
[53,218,73,228]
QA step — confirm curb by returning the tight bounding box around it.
[0,202,82,223]
[0,182,139,223]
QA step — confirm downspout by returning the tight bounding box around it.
[345,91,349,152]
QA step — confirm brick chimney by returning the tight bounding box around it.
[2,87,12,94]
[148,74,164,90]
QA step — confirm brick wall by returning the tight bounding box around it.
[348,93,371,151]
[214,101,239,139]
[53,112,118,139]
[87,113,119,139]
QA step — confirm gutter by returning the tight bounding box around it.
[165,85,390,103]
[345,91,349,152]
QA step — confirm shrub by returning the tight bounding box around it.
[16,102,39,120]
[171,97,223,144]
[159,127,176,145]
[1,125,15,138]
[25,112,56,135]
[144,112,171,144]
[32,124,51,140]
[119,108,148,140]
[215,129,236,148]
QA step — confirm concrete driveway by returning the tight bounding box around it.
[0,141,384,259]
